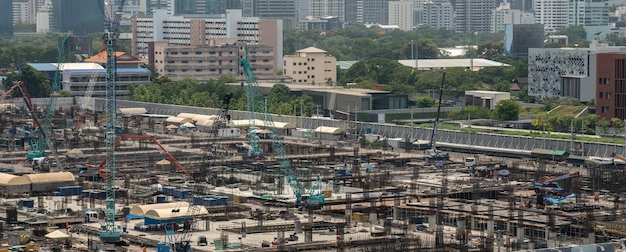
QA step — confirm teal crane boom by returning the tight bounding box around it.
[240,48,303,205]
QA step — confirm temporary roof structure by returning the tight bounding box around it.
[45,230,70,239]
[129,202,190,217]
[314,126,345,134]
[166,117,192,124]
[182,122,196,128]
[117,108,148,115]
[144,206,209,220]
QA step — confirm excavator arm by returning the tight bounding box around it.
[539,171,581,184]
[97,135,194,181]
[612,152,626,163]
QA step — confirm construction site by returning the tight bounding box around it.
[2,57,626,252]
[5,1,626,252]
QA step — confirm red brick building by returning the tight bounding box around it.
[596,53,626,122]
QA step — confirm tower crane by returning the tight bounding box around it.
[99,0,125,244]
[240,45,323,207]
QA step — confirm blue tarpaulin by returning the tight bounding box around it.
[125,214,145,219]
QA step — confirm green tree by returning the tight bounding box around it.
[2,65,51,98]
[494,100,520,121]
[516,86,530,102]
[58,90,71,97]
[612,117,625,135]
[477,42,504,59]
[416,96,436,108]
[597,118,610,134]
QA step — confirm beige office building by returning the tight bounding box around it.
[151,40,275,81]
[132,9,283,68]
[283,47,336,85]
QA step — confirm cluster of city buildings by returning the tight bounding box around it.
[1,0,625,36]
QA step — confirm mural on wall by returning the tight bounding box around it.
[528,49,588,97]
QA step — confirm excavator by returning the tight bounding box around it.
[534,171,581,193]
[96,135,193,181]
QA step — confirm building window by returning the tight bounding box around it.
[608,92,612,99]
[600,92,603,98]
[603,106,609,113]
[182,61,188,63]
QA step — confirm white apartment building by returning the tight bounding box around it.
[310,0,345,21]
[132,9,283,68]
[492,1,525,33]
[283,47,337,85]
[388,0,413,31]
[534,0,569,33]
[422,0,453,30]
[12,1,30,24]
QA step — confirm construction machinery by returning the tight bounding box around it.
[240,45,324,206]
[96,135,194,181]
[99,0,125,244]
[0,81,62,170]
[534,171,582,193]
[611,152,626,164]
[424,71,449,164]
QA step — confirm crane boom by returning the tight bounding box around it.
[97,135,194,181]
[241,45,304,205]
[539,171,581,184]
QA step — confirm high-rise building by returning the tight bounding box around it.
[388,0,413,31]
[171,0,242,15]
[344,0,357,24]
[51,0,104,35]
[242,0,295,31]
[0,0,14,38]
[13,0,30,25]
[534,0,568,33]
[361,0,391,24]
[569,0,609,27]
[503,23,544,58]
[492,1,525,32]
[510,0,532,11]
[140,0,170,16]
[132,9,283,67]
[310,0,345,21]
[28,0,46,24]
[454,0,496,34]
[422,0,453,30]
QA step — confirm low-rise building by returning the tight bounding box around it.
[465,91,511,110]
[283,47,336,85]
[150,40,275,81]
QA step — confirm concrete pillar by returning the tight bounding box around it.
[487,219,494,238]
[546,228,556,248]
[369,212,377,225]
[517,226,524,245]
[393,206,398,220]
[345,209,352,224]
[429,214,437,232]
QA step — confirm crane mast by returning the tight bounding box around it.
[100,0,125,243]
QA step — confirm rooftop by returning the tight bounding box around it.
[296,47,327,53]
[28,63,104,72]
[397,58,510,70]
